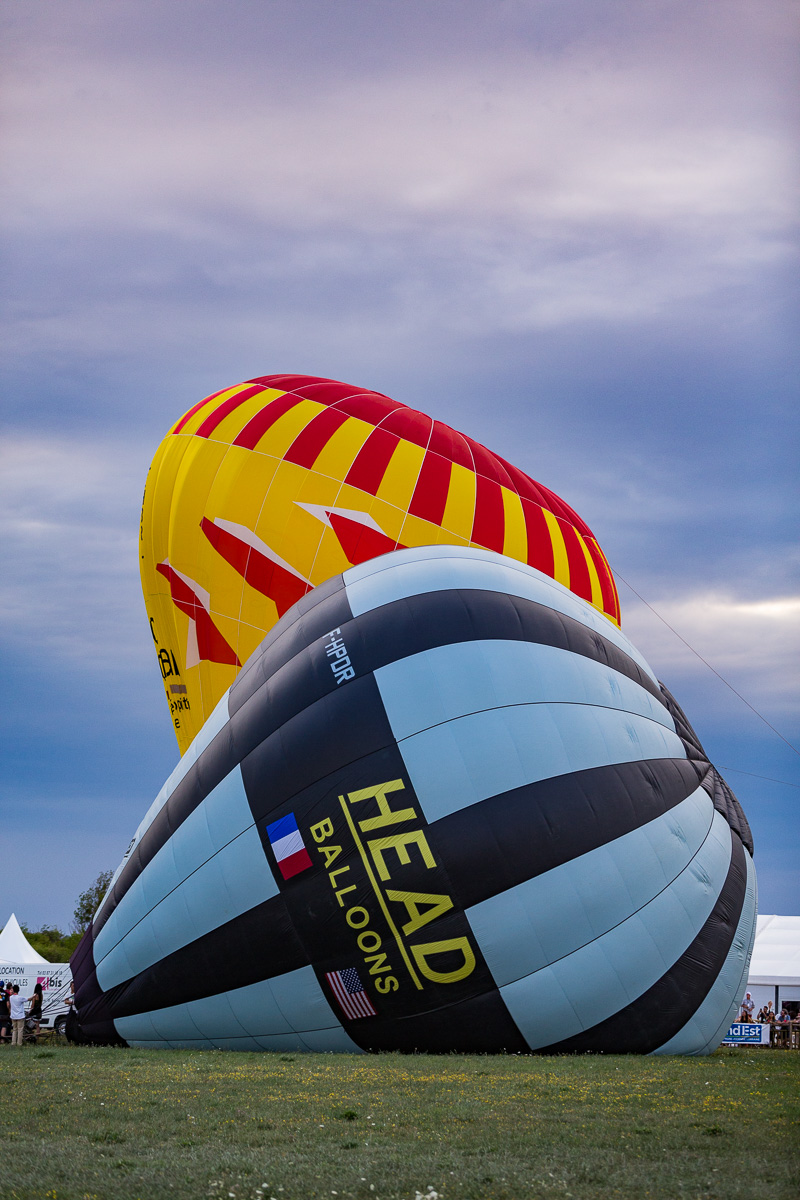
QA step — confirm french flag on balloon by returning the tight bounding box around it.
[266,813,313,880]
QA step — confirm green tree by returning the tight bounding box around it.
[19,924,81,963]
[72,870,113,936]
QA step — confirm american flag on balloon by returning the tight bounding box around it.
[325,967,377,1020]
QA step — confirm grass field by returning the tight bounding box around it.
[1,1044,797,1200]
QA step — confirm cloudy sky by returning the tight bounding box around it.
[2,0,798,933]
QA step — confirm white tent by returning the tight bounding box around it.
[743,914,800,1013]
[0,913,49,965]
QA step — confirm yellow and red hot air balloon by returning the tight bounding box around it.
[140,374,620,753]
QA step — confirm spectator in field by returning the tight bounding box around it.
[777,1007,791,1024]
[740,992,755,1021]
[0,982,10,1043]
[9,985,26,1046]
[27,982,43,1034]
[756,1006,769,1022]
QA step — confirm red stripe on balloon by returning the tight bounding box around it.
[345,427,400,493]
[558,519,592,605]
[244,373,331,391]
[194,384,266,439]
[520,498,555,578]
[172,386,236,435]
[283,407,350,468]
[408,451,452,525]
[584,536,621,624]
[471,475,505,553]
[494,456,553,509]
[200,517,310,617]
[463,437,514,489]
[302,381,391,408]
[327,512,405,566]
[427,421,473,469]
[341,394,405,424]
[243,376,397,407]
[233,392,303,451]
[537,483,593,538]
[155,562,240,666]
[380,407,433,449]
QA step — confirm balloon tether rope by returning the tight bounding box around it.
[613,570,799,759]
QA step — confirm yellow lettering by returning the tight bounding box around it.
[318,843,342,869]
[410,937,476,984]
[328,864,349,887]
[385,889,453,936]
[357,929,382,953]
[310,818,334,843]
[375,975,399,994]
[364,952,391,976]
[335,885,357,907]
[345,905,370,929]
[346,779,416,832]
[367,830,436,881]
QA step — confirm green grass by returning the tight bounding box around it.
[1,1045,798,1200]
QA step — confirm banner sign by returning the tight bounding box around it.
[722,1022,771,1045]
[0,963,72,1026]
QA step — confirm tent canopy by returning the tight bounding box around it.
[748,915,800,987]
[0,913,49,965]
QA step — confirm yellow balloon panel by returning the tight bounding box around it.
[141,374,620,754]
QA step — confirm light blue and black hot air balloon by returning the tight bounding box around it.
[71,545,756,1054]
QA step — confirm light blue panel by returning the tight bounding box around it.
[653,848,758,1056]
[500,812,733,1050]
[97,916,163,990]
[469,787,715,988]
[300,1026,364,1053]
[376,640,674,744]
[93,873,156,981]
[94,764,276,974]
[92,905,125,976]
[134,766,254,923]
[157,1038,213,1049]
[148,1003,207,1042]
[270,964,345,1032]
[255,1031,329,1052]
[96,825,276,989]
[399,702,686,823]
[114,1010,163,1044]
[344,545,656,683]
[223,978,294,1036]
[205,1035,274,1051]
[122,1040,173,1048]
[179,991,250,1039]
[134,837,186,918]
[114,967,361,1053]
[95,688,232,924]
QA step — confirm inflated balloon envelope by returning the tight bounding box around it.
[140,374,620,754]
[72,545,756,1054]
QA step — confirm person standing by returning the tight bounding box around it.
[0,983,10,1044]
[27,982,43,1036]
[740,992,755,1021]
[9,985,26,1046]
